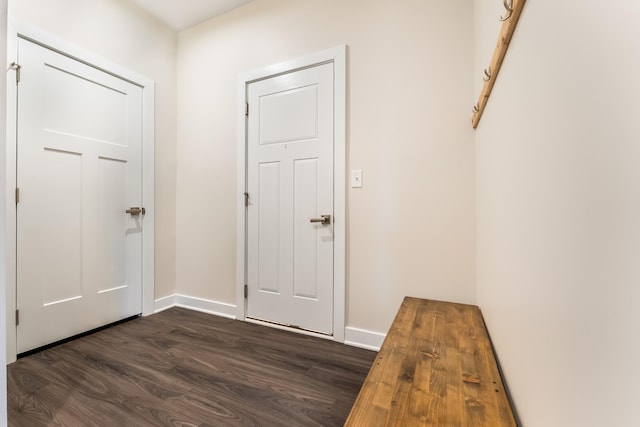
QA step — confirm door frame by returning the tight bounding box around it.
[5,21,155,363]
[236,46,347,342]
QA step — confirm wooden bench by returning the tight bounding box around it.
[345,297,516,426]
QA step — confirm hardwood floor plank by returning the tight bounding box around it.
[8,308,376,427]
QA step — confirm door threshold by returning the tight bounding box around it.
[245,317,333,340]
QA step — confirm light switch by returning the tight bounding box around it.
[351,170,363,188]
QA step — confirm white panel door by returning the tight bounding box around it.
[16,38,143,353]
[246,63,334,334]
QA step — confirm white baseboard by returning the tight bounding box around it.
[154,294,177,313]
[154,294,385,351]
[345,327,386,351]
[154,294,236,319]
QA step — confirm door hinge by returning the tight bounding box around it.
[245,102,249,116]
[244,192,250,207]
[244,284,248,299]
[10,62,21,84]
[15,187,19,204]
[15,309,19,326]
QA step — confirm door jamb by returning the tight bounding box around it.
[236,46,347,342]
[5,21,155,363]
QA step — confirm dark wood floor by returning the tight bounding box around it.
[7,308,376,427]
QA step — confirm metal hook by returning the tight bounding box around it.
[483,67,492,82]
[472,104,480,114]
[499,0,513,21]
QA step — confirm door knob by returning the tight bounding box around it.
[310,214,331,225]
[126,207,145,216]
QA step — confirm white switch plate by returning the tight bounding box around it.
[351,170,363,188]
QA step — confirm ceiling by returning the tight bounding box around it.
[127,0,255,31]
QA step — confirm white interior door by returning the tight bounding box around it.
[16,38,143,353]
[246,62,334,334]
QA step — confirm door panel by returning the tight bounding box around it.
[293,158,319,299]
[43,63,128,145]
[247,63,334,334]
[97,157,128,292]
[39,148,83,306]
[16,38,143,353]
[257,161,282,294]
[259,84,319,144]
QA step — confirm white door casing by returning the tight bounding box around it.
[246,63,334,334]
[16,38,143,353]
[5,23,155,362]
[237,46,346,341]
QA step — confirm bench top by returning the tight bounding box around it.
[345,297,516,427]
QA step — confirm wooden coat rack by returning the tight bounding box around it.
[472,0,526,128]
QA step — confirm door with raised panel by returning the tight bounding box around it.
[16,38,143,353]
[246,62,334,334]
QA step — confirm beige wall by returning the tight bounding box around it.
[10,0,178,299]
[475,0,640,424]
[8,0,640,423]
[176,0,476,333]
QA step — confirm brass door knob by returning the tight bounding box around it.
[126,207,145,216]
[309,214,331,225]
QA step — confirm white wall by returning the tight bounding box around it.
[475,0,640,425]
[176,0,476,334]
[9,0,178,299]
[0,0,7,423]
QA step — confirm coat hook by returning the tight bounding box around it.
[499,0,513,21]
[483,67,492,82]
[472,104,480,114]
